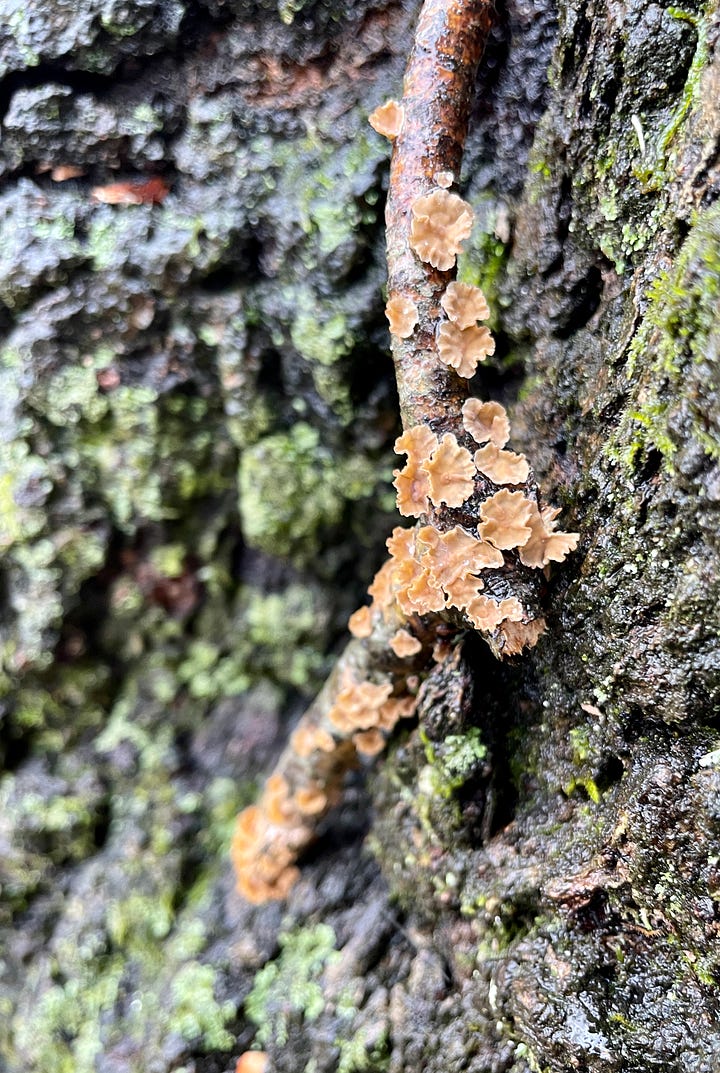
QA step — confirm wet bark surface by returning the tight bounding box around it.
[1,0,719,1071]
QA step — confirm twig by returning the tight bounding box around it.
[231,0,578,904]
[386,0,493,433]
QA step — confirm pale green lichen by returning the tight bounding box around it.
[421,727,487,800]
[245,924,340,1048]
[608,202,720,471]
[239,423,380,565]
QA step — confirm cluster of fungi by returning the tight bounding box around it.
[232,30,578,906]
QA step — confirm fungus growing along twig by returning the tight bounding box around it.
[232,0,578,904]
[368,99,405,140]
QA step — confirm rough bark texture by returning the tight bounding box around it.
[1,0,719,1072]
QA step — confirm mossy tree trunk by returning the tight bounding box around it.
[0,0,719,1071]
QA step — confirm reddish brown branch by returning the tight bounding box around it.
[386,0,494,433]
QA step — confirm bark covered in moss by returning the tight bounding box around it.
[1,0,719,1071]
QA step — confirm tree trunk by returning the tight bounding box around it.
[1,0,719,1071]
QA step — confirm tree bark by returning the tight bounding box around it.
[0,0,719,1071]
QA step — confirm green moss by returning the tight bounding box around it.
[243,585,328,688]
[100,13,142,37]
[336,1025,390,1073]
[607,202,720,472]
[169,962,236,1049]
[457,211,509,329]
[245,924,340,1048]
[656,10,707,162]
[177,638,251,699]
[290,303,356,419]
[563,774,602,804]
[0,440,51,549]
[291,308,353,367]
[130,103,162,130]
[238,423,378,565]
[172,577,330,702]
[412,727,488,846]
[9,862,237,1069]
[87,216,127,272]
[421,727,487,799]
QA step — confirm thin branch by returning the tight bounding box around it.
[386,0,494,433]
[231,0,579,904]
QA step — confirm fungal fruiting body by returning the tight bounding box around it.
[231,392,579,904]
[437,321,495,378]
[392,425,438,517]
[441,281,490,328]
[386,294,419,338]
[232,649,421,903]
[235,1052,269,1073]
[385,417,578,629]
[369,99,405,140]
[409,189,474,270]
[462,398,510,447]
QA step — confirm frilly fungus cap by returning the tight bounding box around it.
[479,489,535,550]
[474,443,530,485]
[409,189,474,270]
[369,99,405,139]
[390,628,423,657]
[441,282,490,329]
[393,425,439,517]
[386,294,419,338]
[462,399,510,447]
[425,433,476,507]
[437,321,495,378]
[347,604,373,638]
[519,504,580,567]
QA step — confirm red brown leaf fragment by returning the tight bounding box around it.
[91,177,170,205]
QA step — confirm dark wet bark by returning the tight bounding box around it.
[1,1,719,1072]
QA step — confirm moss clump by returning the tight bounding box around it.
[608,202,720,472]
[239,423,379,565]
[421,727,487,800]
[457,202,510,332]
[245,924,340,1048]
[336,1025,390,1073]
[168,962,236,1050]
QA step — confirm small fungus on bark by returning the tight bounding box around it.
[353,728,387,756]
[425,433,476,506]
[390,628,423,657]
[441,281,490,328]
[462,398,510,447]
[479,489,534,550]
[347,605,373,638]
[386,294,419,338]
[409,189,474,270]
[369,99,405,139]
[437,321,495,378]
[393,425,439,517]
[433,169,454,188]
[519,504,580,567]
[235,1051,269,1073]
[474,442,530,484]
[232,0,580,907]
